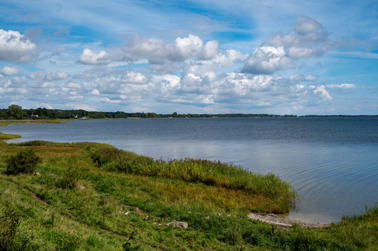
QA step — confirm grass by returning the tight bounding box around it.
[0,119,64,140]
[0,132,21,140]
[0,140,377,250]
[90,147,296,213]
[0,119,65,126]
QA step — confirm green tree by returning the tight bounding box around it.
[7,104,24,119]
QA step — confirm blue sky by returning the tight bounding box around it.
[0,0,377,115]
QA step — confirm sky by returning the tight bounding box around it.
[0,0,377,115]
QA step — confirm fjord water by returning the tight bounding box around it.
[2,117,377,223]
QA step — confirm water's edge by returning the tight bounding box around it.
[1,118,377,224]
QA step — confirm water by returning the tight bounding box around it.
[1,117,377,223]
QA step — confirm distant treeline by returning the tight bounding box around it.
[301,115,378,117]
[1,104,376,120]
[0,104,298,120]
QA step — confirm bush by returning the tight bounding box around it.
[5,149,40,175]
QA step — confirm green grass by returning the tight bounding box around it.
[0,132,21,140]
[0,119,65,127]
[89,147,295,213]
[0,140,377,250]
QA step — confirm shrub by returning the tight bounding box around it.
[5,149,40,175]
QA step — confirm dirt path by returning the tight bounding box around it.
[2,178,49,205]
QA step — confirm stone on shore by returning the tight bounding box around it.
[166,221,188,228]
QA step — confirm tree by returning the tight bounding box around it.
[7,104,24,119]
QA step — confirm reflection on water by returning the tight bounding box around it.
[2,117,378,223]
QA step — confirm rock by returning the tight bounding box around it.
[247,212,329,228]
[166,221,188,228]
[34,172,40,176]
[247,213,292,227]
[77,185,85,190]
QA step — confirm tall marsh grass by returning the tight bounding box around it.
[89,147,296,211]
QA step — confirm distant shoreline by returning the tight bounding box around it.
[1,105,378,121]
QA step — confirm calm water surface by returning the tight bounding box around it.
[2,117,377,223]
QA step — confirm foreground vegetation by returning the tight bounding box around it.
[0,139,377,250]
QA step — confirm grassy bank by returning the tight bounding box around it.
[0,141,377,250]
[0,119,65,140]
[0,132,21,140]
[0,119,65,126]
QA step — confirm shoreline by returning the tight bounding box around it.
[0,132,377,249]
[0,119,372,227]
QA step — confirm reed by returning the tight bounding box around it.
[89,147,296,212]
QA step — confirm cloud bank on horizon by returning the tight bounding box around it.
[0,0,377,115]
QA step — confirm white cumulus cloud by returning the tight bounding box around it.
[151,74,180,90]
[125,34,219,67]
[242,16,333,75]
[169,34,204,61]
[200,40,219,60]
[78,48,112,65]
[312,85,332,100]
[242,46,293,74]
[0,66,20,76]
[267,16,330,60]
[0,29,37,62]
